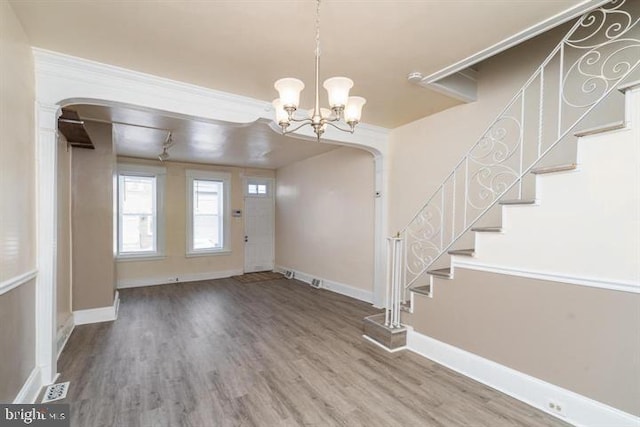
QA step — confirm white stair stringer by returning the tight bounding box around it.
[456,85,640,293]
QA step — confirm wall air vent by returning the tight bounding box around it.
[284,270,294,279]
[311,278,322,288]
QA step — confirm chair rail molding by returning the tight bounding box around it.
[0,269,38,296]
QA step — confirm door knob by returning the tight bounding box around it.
[244,236,248,242]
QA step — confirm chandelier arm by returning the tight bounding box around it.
[323,120,355,134]
[289,117,314,124]
[283,121,316,134]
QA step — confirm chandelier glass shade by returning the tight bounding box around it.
[272,0,366,140]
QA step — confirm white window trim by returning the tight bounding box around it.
[186,169,231,256]
[116,163,166,260]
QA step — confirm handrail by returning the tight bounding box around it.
[385,0,640,318]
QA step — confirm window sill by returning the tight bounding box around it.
[185,250,231,258]
[116,254,166,263]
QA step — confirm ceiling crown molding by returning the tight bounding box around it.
[33,48,389,155]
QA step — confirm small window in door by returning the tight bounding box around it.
[247,180,270,197]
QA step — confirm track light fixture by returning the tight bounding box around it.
[158,132,173,162]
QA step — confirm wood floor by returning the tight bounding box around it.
[57,278,569,427]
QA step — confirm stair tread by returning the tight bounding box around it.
[499,199,537,205]
[448,248,475,256]
[472,226,502,232]
[427,267,452,278]
[410,285,431,296]
[574,120,625,137]
[531,164,577,175]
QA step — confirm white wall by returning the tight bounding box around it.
[275,147,375,295]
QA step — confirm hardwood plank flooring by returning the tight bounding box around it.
[57,278,569,426]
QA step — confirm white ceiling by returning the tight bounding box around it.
[11,0,590,128]
[71,104,342,169]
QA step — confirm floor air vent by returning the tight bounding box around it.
[311,278,322,288]
[42,381,70,403]
[284,270,294,279]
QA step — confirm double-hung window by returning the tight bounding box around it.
[116,164,166,259]
[186,170,231,255]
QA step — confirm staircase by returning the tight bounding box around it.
[365,0,639,349]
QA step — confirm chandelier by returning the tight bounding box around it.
[272,0,366,140]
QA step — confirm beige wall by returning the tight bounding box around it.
[0,1,37,402]
[275,147,375,292]
[116,157,274,284]
[56,134,72,327]
[72,122,117,310]
[0,280,36,403]
[404,268,640,416]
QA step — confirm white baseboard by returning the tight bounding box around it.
[407,329,640,427]
[275,265,373,304]
[56,314,75,359]
[73,291,120,326]
[12,367,42,404]
[117,269,243,289]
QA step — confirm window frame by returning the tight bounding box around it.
[116,163,166,261]
[186,169,231,257]
[245,178,272,198]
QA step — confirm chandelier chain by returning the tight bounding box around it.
[315,0,321,57]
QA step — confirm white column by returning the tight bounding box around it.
[373,154,389,308]
[36,102,60,385]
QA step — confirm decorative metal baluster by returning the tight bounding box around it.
[518,91,525,198]
[386,0,639,319]
[538,68,544,158]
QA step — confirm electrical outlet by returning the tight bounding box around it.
[547,400,566,416]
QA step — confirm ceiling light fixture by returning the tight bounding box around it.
[272,0,366,140]
[158,132,173,162]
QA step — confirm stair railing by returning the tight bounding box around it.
[385,0,639,324]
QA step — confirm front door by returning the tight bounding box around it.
[243,178,275,273]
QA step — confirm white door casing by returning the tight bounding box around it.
[244,178,275,273]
